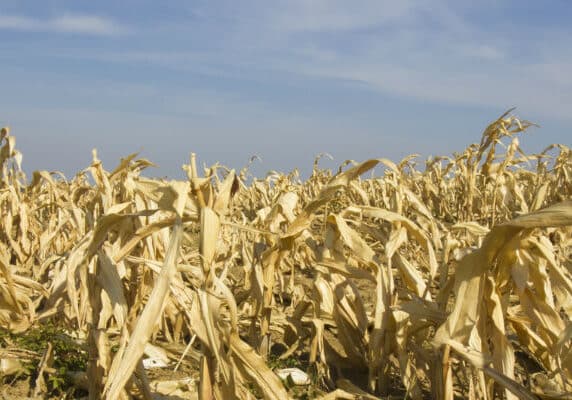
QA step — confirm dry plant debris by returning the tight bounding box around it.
[0,112,571,399]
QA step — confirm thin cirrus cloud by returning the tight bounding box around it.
[0,13,128,36]
[270,0,415,32]
[198,0,571,122]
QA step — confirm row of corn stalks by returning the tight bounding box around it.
[1,111,572,399]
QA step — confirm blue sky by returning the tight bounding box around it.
[1,1,571,179]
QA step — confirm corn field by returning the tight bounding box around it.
[1,111,572,399]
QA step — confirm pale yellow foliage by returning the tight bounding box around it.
[0,112,571,399]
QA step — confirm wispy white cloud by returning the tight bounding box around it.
[293,61,572,120]
[0,15,38,31]
[270,0,416,32]
[0,13,128,36]
[179,0,571,121]
[50,14,127,35]
[462,44,505,60]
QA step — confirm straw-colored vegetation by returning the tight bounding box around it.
[0,111,571,399]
